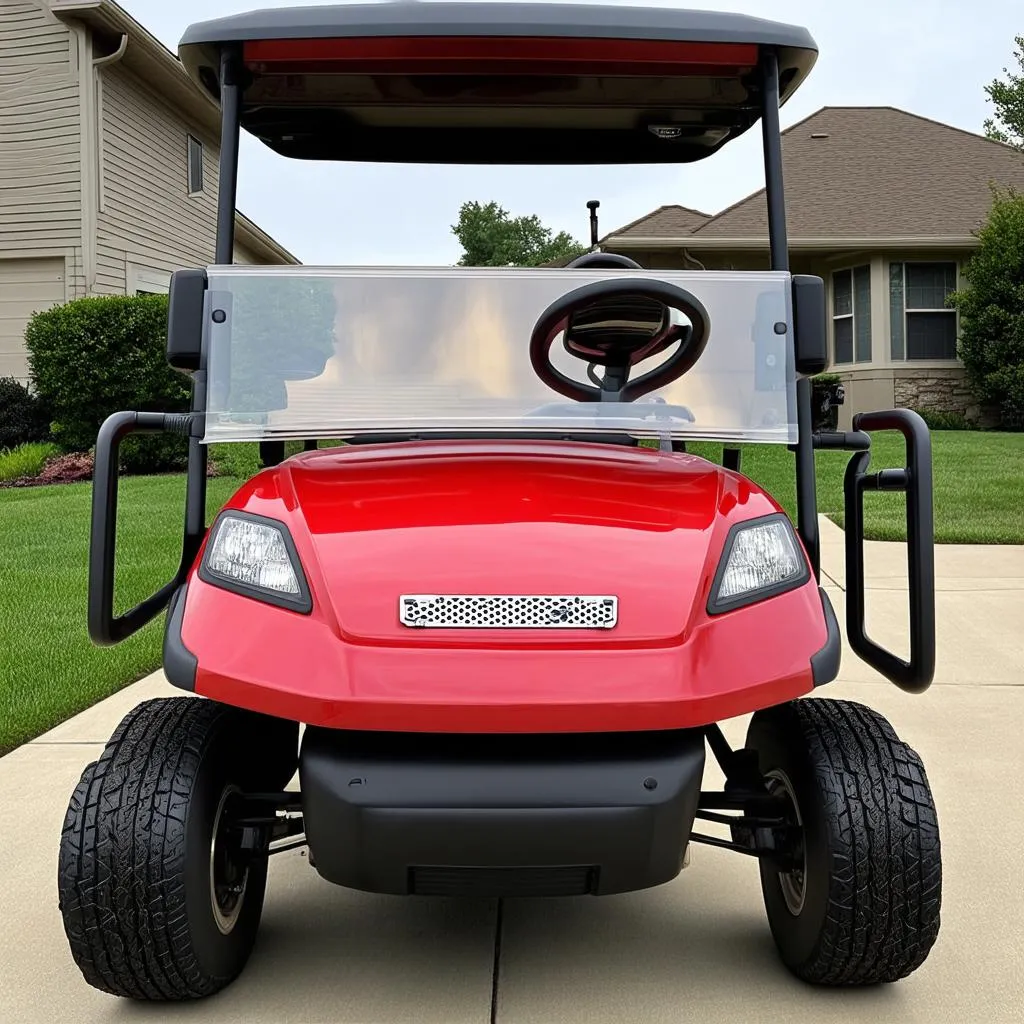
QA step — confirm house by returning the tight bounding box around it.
[0,0,299,383]
[600,107,1024,428]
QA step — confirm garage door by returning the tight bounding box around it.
[0,257,66,383]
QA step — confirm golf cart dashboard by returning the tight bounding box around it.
[178,2,817,164]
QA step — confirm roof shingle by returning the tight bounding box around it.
[610,107,1024,241]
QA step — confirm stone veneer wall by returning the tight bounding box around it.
[892,367,996,426]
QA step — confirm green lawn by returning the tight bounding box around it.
[689,430,1024,545]
[1,431,1021,754]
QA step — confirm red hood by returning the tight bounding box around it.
[224,440,784,646]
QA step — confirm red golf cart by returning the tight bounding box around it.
[58,1,940,1002]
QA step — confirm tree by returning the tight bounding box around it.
[452,200,586,267]
[984,35,1024,150]
[949,187,1024,429]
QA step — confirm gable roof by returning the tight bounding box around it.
[606,106,1024,247]
[50,0,299,265]
[607,204,711,238]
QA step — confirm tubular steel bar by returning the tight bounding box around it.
[761,49,819,579]
[844,409,936,692]
[760,52,789,273]
[215,46,242,265]
[184,46,244,560]
[89,412,195,645]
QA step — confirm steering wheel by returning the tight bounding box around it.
[529,401,695,423]
[529,278,710,404]
[564,252,643,270]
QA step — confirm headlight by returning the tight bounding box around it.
[199,512,312,613]
[708,513,808,614]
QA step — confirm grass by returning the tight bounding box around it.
[0,473,241,754]
[687,429,1024,544]
[0,441,60,482]
[1,431,1021,755]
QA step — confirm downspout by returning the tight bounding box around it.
[76,24,128,295]
[94,33,128,68]
[92,34,128,241]
[681,247,706,271]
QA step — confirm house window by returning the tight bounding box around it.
[127,264,171,296]
[831,265,871,364]
[889,262,958,360]
[187,135,204,194]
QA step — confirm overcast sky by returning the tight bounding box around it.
[121,0,1021,265]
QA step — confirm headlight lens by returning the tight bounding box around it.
[710,516,806,612]
[202,514,310,611]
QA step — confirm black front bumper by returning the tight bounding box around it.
[300,727,706,897]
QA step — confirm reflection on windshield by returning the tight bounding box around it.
[203,268,797,444]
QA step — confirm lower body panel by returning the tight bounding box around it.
[299,727,706,897]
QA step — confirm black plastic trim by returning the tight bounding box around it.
[792,274,828,376]
[198,509,313,614]
[163,583,198,692]
[810,586,841,686]
[299,726,706,897]
[166,269,207,372]
[705,512,811,616]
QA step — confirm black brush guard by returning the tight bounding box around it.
[841,409,936,693]
[88,411,199,646]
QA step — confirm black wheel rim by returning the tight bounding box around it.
[210,785,249,935]
[765,769,807,916]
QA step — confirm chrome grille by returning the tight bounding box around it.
[399,595,618,630]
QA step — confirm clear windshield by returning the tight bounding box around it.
[201,267,798,445]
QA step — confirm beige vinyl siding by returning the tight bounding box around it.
[97,62,221,289]
[234,241,273,266]
[0,1,81,264]
[0,257,66,382]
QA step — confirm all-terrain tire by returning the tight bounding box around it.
[57,697,298,1000]
[746,698,941,986]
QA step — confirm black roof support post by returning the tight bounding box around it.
[215,45,242,265]
[182,46,244,568]
[761,49,819,581]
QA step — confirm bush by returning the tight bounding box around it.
[950,187,1024,430]
[0,377,51,451]
[0,442,60,482]
[911,408,973,431]
[24,294,190,473]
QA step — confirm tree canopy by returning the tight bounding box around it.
[984,35,1024,150]
[950,187,1024,429]
[452,201,586,267]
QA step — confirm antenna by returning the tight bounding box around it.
[587,200,600,249]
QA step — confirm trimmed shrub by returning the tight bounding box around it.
[911,408,973,431]
[24,294,190,473]
[0,376,51,451]
[0,442,60,482]
[950,187,1024,430]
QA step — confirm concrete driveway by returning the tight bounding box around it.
[2,517,1022,1023]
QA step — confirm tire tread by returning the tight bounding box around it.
[783,698,941,985]
[58,698,244,1000]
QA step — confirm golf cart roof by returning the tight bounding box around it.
[178,2,817,165]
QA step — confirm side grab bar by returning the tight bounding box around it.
[843,409,935,693]
[88,411,196,646]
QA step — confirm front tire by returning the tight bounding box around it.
[746,698,941,985]
[58,697,297,1000]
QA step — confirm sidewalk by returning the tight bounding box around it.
[2,517,1022,1023]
